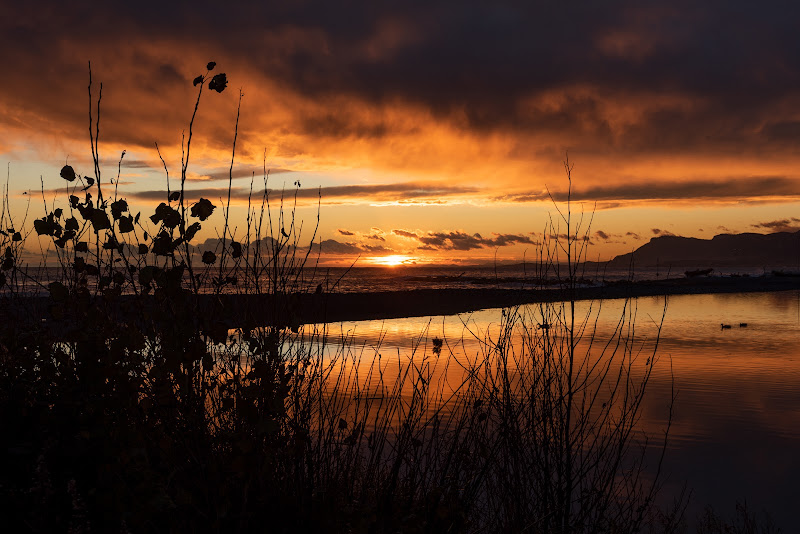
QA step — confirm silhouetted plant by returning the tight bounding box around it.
[0,64,760,534]
[696,502,781,534]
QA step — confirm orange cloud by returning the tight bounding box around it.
[6,2,800,264]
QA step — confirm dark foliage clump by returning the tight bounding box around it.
[0,64,742,534]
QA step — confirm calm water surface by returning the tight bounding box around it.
[323,290,800,529]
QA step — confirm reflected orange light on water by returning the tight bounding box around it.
[318,291,800,444]
[316,291,800,527]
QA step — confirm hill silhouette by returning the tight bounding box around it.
[605,231,800,271]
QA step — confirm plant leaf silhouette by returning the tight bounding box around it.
[110,199,128,219]
[34,217,57,236]
[185,222,201,242]
[150,203,181,228]
[118,215,134,233]
[60,165,76,182]
[1,251,12,270]
[190,198,215,220]
[48,281,69,301]
[151,231,174,256]
[208,73,227,93]
[138,265,161,287]
[90,210,111,231]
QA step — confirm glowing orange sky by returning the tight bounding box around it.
[3,2,800,265]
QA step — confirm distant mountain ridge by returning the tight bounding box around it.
[605,231,800,271]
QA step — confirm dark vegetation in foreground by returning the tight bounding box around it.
[0,65,781,533]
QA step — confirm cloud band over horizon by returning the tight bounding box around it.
[4,2,800,262]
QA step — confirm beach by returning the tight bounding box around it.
[13,274,800,331]
[220,274,800,325]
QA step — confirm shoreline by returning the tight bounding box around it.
[205,275,800,326]
[8,275,800,329]
[298,275,800,323]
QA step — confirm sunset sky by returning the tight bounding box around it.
[3,1,800,265]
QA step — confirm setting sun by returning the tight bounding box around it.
[369,254,416,266]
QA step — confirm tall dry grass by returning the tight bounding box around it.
[0,63,685,533]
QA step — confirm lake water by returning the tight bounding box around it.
[322,290,800,529]
[310,264,770,293]
[25,263,772,297]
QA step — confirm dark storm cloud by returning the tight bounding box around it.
[491,234,538,247]
[651,228,675,236]
[300,115,393,140]
[760,121,800,143]
[129,182,476,203]
[316,240,365,254]
[593,229,633,244]
[4,1,800,155]
[316,239,391,255]
[751,218,800,232]
[549,234,591,243]
[187,235,389,256]
[130,188,237,202]
[497,176,800,203]
[300,183,477,200]
[119,158,157,169]
[393,229,420,238]
[197,168,293,181]
[403,230,536,251]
